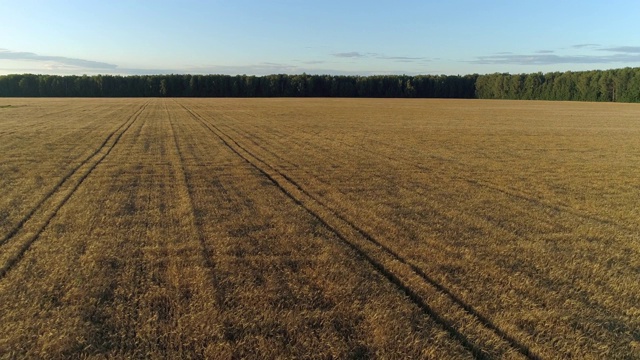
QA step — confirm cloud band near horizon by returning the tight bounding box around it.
[0,49,117,69]
[473,45,640,65]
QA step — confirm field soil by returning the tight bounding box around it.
[0,98,638,359]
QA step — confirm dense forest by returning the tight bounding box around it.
[0,74,476,98]
[1,67,640,101]
[475,67,640,102]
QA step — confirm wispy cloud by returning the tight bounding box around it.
[0,49,117,69]
[571,43,600,49]
[332,52,367,58]
[599,46,640,53]
[471,52,640,65]
[173,62,299,75]
[473,43,640,66]
[378,56,428,62]
[331,51,429,63]
[0,48,431,76]
[179,62,413,76]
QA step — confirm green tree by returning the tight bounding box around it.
[159,79,168,97]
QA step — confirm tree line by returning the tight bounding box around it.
[0,73,476,98]
[475,67,640,102]
[0,67,639,101]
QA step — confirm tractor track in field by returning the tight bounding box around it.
[331,135,638,234]
[0,102,148,247]
[0,130,18,137]
[176,101,540,360]
[195,106,640,355]
[164,101,220,290]
[207,113,628,320]
[222,112,637,235]
[0,102,149,280]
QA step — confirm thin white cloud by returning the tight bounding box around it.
[599,46,640,53]
[471,52,640,65]
[472,44,640,66]
[571,43,600,49]
[0,49,117,69]
[378,56,427,62]
[182,63,420,76]
[301,60,326,65]
[332,52,367,58]
[0,48,434,76]
[331,51,429,63]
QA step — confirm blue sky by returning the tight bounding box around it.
[1,0,640,76]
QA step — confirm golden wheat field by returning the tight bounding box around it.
[0,98,638,359]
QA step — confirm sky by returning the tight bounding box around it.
[1,0,640,76]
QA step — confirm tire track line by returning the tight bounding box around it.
[329,133,636,234]
[215,114,633,321]
[223,111,635,234]
[217,110,539,359]
[0,130,17,137]
[222,109,640,354]
[177,102,539,360]
[462,178,637,233]
[164,101,221,301]
[0,102,147,247]
[0,101,149,280]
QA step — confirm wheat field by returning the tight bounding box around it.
[0,98,638,359]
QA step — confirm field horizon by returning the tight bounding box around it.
[0,98,638,358]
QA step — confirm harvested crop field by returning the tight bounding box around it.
[0,98,639,359]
